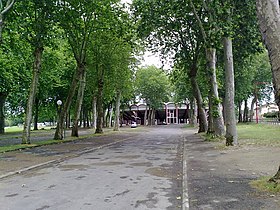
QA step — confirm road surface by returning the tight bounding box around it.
[0,125,186,210]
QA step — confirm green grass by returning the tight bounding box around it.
[4,126,53,133]
[237,123,280,146]
[250,176,280,194]
[4,126,23,133]
[0,138,77,153]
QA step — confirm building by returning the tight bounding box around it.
[254,102,279,120]
[122,102,189,125]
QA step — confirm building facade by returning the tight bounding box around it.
[122,102,189,125]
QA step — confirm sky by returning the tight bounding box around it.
[120,0,170,69]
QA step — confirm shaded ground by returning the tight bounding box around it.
[0,126,184,210]
[185,132,280,210]
[0,125,279,209]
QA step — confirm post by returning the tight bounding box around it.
[57,100,64,139]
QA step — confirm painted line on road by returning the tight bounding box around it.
[182,137,190,210]
[0,136,136,180]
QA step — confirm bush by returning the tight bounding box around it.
[263,111,279,118]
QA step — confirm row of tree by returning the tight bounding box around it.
[132,0,279,180]
[0,0,141,143]
[132,0,273,145]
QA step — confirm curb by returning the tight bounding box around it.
[182,137,190,210]
[0,136,135,180]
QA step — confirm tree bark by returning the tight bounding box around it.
[243,99,248,123]
[224,37,237,145]
[22,47,44,144]
[33,97,39,131]
[189,76,208,132]
[190,99,198,126]
[108,106,113,128]
[151,108,155,125]
[206,48,225,136]
[238,101,242,123]
[256,0,280,183]
[0,92,7,134]
[144,105,148,126]
[71,70,86,137]
[54,65,81,140]
[269,165,280,183]
[250,96,257,122]
[207,90,214,134]
[256,0,280,108]
[92,96,97,129]
[113,91,121,131]
[95,68,105,134]
[148,107,152,126]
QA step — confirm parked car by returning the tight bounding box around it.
[131,122,137,128]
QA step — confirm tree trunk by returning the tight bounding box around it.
[206,48,225,136]
[86,109,90,128]
[238,101,243,123]
[114,91,121,131]
[207,90,214,134]
[54,65,81,140]
[144,105,148,126]
[0,92,7,134]
[148,107,152,126]
[189,73,208,132]
[22,47,43,144]
[109,107,113,128]
[250,96,257,122]
[104,107,108,128]
[191,77,208,132]
[256,0,280,108]
[243,99,248,123]
[71,70,86,137]
[224,37,237,146]
[95,68,104,134]
[151,108,155,125]
[66,110,71,129]
[92,96,97,129]
[33,97,39,131]
[269,165,280,183]
[256,0,280,183]
[190,99,198,126]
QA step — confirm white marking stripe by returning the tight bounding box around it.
[182,137,190,210]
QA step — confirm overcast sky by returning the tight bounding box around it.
[119,0,171,69]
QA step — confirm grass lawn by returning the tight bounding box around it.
[237,123,280,146]
[4,126,54,133]
[4,126,23,133]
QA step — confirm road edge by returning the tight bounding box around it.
[0,136,135,180]
[182,136,190,210]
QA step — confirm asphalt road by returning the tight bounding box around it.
[0,126,186,210]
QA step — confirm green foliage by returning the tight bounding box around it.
[135,65,170,108]
[263,112,278,118]
[234,51,272,104]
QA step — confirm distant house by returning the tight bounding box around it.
[254,103,279,119]
[122,102,189,125]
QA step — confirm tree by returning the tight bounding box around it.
[54,0,113,139]
[256,0,280,183]
[190,0,225,136]
[0,0,15,42]
[0,0,15,133]
[132,0,208,132]
[135,66,170,125]
[15,0,56,144]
